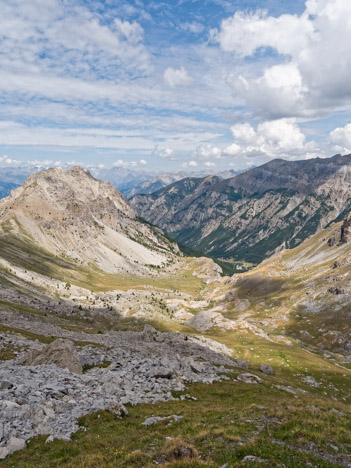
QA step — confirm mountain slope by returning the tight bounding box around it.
[1,169,351,466]
[0,166,178,275]
[131,154,351,265]
[213,218,351,356]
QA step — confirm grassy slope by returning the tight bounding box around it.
[1,373,350,467]
[1,301,351,467]
[1,225,351,466]
[0,234,203,296]
[221,222,351,354]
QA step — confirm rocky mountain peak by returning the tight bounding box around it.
[3,165,137,223]
[224,153,351,196]
[0,166,176,274]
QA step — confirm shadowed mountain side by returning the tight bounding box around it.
[131,154,351,264]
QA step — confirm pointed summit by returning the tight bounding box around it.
[0,166,177,274]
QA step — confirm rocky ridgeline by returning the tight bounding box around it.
[131,154,351,263]
[0,327,237,459]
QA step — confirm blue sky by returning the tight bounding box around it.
[1,0,351,172]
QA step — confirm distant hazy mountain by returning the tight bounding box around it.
[0,164,241,200]
[130,154,351,264]
[91,167,152,197]
[0,166,38,198]
[93,167,226,198]
[122,172,196,198]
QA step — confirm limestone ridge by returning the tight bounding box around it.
[0,166,178,274]
[131,154,351,264]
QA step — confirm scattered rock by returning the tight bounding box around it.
[141,415,183,426]
[0,437,26,459]
[307,405,321,413]
[142,325,158,341]
[328,287,346,295]
[274,385,306,395]
[242,455,266,463]
[170,445,196,460]
[0,380,13,390]
[327,237,336,247]
[260,364,274,375]
[237,360,248,370]
[303,376,321,387]
[329,408,345,417]
[0,328,234,448]
[236,373,263,384]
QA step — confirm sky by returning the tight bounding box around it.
[1,0,351,172]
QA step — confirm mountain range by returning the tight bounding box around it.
[0,165,240,201]
[131,154,351,267]
[1,164,351,466]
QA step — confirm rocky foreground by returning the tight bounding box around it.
[0,326,241,459]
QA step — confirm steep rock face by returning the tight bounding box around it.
[0,166,177,274]
[340,218,351,244]
[131,154,351,264]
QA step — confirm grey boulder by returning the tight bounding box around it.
[21,339,82,374]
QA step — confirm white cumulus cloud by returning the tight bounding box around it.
[164,66,193,88]
[113,159,137,168]
[330,123,351,153]
[213,0,351,119]
[225,118,317,161]
[192,143,222,159]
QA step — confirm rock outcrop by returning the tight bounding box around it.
[340,218,351,244]
[21,339,83,374]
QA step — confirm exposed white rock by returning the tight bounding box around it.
[186,310,236,332]
[236,373,263,384]
[0,326,237,456]
[141,415,183,426]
